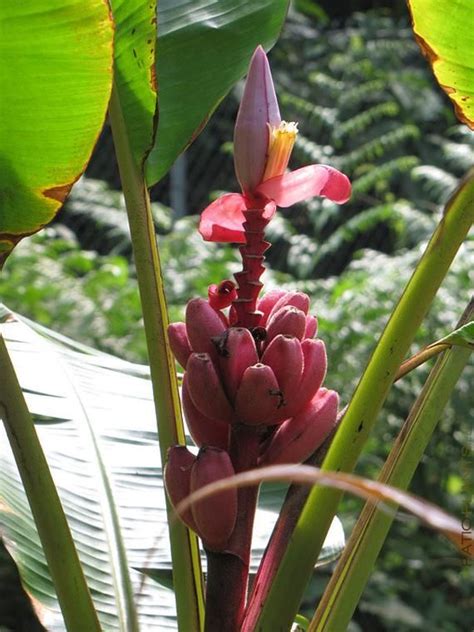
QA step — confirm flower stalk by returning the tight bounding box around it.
[165,45,351,631]
[234,209,271,327]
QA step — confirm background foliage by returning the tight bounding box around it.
[1,7,472,632]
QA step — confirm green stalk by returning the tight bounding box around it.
[255,171,474,631]
[309,301,473,631]
[243,333,453,630]
[0,335,102,632]
[108,84,205,632]
[394,342,449,380]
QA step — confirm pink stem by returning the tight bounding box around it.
[242,424,341,631]
[233,209,270,328]
[204,426,260,631]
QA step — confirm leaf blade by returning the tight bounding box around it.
[408,0,474,128]
[145,0,289,185]
[109,0,158,164]
[0,0,114,264]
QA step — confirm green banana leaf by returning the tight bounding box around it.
[0,306,344,630]
[408,0,474,129]
[146,0,290,185]
[0,1,114,267]
[109,0,158,165]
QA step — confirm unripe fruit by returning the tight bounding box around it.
[190,447,238,551]
[257,289,287,325]
[284,338,327,419]
[260,389,338,465]
[304,315,318,339]
[168,322,192,368]
[218,327,259,401]
[268,291,310,321]
[182,374,230,450]
[266,305,306,343]
[261,335,303,402]
[186,353,234,423]
[185,298,226,360]
[165,446,198,531]
[234,363,281,425]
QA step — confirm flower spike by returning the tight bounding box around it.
[199,46,351,255]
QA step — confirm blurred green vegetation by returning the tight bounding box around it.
[0,8,472,632]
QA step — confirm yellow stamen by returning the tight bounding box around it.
[262,121,298,181]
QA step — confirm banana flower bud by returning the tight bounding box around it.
[199,47,351,245]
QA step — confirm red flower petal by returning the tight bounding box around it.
[262,199,277,221]
[199,193,247,243]
[256,165,351,207]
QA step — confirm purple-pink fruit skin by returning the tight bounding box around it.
[182,374,230,450]
[234,363,282,425]
[219,327,259,402]
[190,447,238,551]
[165,446,198,531]
[261,334,304,401]
[168,322,192,368]
[259,389,339,465]
[186,352,234,424]
[185,298,226,360]
[265,305,307,343]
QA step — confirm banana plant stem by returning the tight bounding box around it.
[310,300,473,631]
[254,171,474,631]
[108,83,205,632]
[242,425,338,632]
[204,426,260,631]
[0,335,102,632]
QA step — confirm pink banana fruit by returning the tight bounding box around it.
[218,327,259,401]
[260,389,339,465]
[266,305,307,343]
[164,446,198,531]
[182,374,230,450]
[168,322,192,368]
[185,298,226,359]
[261,334,304,401]
[186,353,234,423]
[190,446,238,551]
[234,363,282,425]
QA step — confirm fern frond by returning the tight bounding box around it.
[427,136,474,172]
[287,204,401,278]
[366,37,418,59]
[411,166,458,204]
[336,102,400,140]
[340,125,420,171]
[307,72,344,97]
[338,79,388,110]
[63,178,172,255]
[351,156,420,198]
[278,91,336,130]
